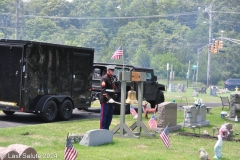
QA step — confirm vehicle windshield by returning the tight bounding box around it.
[114,67,130,76]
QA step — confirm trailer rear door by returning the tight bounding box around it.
[72,52,91,107]
[0,44,23,109]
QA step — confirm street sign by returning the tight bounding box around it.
[192,65,197,70]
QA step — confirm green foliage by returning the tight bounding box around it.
[24,18,60,41]
[0,0,240,85]
[0,31,4,38]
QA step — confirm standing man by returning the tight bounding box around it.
[100,65,116,130]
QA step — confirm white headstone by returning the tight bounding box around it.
[80,129,113,146]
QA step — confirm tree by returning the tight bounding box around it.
[24,18,59,41]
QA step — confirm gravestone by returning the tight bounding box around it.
[229,93,240,119]
[153,102,181,133]
[177,84,181,92]
[79,129,113,146]
[192,89,199,97]
[0,147,19,160]
[168,83,176,92]
[177,84,186,92]
[181,84,186,92]
[180,104,209,127]
[210,86,217,96]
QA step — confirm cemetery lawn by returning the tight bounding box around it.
[91,88,232,107]
[0,105,240,160]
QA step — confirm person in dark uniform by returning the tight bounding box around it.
[100,65,116,130]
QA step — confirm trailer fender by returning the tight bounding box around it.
[35,95,72,112]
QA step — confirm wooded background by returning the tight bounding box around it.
[0,0,239,86]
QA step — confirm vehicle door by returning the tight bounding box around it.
[144,71,157,98]
[0,44,23,108]
[72,52,91,106]
[134,69,156,100]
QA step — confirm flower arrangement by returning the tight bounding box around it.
[218,125,230,139]
[194,97,203,106]
[68,133,85,143]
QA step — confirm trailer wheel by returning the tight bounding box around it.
[59,100,73,121]
[2,111,15,115]
[40,100,57,122]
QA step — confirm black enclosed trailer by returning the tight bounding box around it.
[0,39,94,122]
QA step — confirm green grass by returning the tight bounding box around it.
[0,88,238,160]
[1,106,240,160]
[164,88,232,103]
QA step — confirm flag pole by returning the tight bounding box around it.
[121,41,124,70]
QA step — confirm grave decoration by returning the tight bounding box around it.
[214,134,223,159]
[68,133,85,143]
[199,148,209,160]
[218,124,230,139]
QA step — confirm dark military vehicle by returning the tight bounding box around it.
[91,62,166,114]
[0,39,94,122]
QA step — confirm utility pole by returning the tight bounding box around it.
[167,63,169,89]
[187,60,190,88]
[206,5,212,86]
[22,17,25,40]
[196,48,200,86]
[196,44,209,86]
[15,0,20,40]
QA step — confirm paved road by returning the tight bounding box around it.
[0,109,100,129]
[202,102,222,107]
[0,102,222,129]
[179,102,222,107]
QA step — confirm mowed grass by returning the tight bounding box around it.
[91,87,232,107]
[0,88,239,160]
[1,106,240,159]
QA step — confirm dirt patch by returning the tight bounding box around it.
[177,132,240,142]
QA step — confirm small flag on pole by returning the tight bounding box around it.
[160,125,170,149]
[64,135,78,160]
[130,105,138,119]
[148,114,157,130]
[111,45,123,59]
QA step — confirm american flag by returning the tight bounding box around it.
[160,125,170,149]
[130,105,138,118]
[64,136,78,160]
[111,45,123,59]
[148,114,157,130]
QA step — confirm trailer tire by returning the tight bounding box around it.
[40,100,57,122]
[59,100,73,121]
[2,111,15,115]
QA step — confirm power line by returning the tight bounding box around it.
[0,11,199,20]
[212,11,240,14]
[1,10,239,20]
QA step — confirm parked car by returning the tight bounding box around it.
[224,79,240,91]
